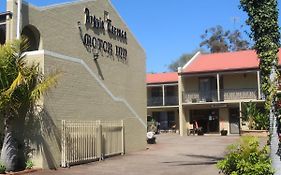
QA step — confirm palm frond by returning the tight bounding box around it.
[11,38,29,61]
[0,39,59,121]
[30,71,60,101]
[3,71,24,97]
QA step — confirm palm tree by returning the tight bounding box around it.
[0,39,58,171]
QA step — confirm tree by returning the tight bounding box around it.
[240,0,281,173]
[168,53,194,72]
[0,40,58,171]
[168,49,204,72]
[200,25,250,53]
[242,102,269,130]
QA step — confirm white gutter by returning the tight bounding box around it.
[16,0,22,39]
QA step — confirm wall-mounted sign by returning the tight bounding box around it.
[211,104,227,108]
[81,8,128,62]
[84,8,127,40]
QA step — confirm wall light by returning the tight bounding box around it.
[93,49,99,61]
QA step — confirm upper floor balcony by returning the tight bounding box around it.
[181,71,262,104]
[147,84,178,107]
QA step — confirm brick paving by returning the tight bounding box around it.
[31,134,240,175]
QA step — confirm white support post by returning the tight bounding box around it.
[217,74,220,101]
[61,120,66,168]
[162,85,165,106]
[121,120,125,155]
[257,71,261,99]
[98,120,103,161]
[178,68,187,136]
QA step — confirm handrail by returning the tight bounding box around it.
[183,88,258,103]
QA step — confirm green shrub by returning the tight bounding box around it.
[254,112,269,130]
[0,162,6,174]
[242,102,269,130]
[217,136,274,175]
[25,160,34,170]
[147,121,157,133]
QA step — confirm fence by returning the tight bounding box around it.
[61,120,124,167]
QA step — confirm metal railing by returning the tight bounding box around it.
[182,88,258,103]
[221,88,257,100]
[61,120,124,167]
[183,90,218,103]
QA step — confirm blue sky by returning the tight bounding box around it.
[1,0,280,73]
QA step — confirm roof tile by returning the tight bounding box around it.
[183,49,281,73]
[146,72,178,84]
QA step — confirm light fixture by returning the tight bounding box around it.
[93,49,99,61]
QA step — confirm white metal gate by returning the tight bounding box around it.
[61,120,124,167]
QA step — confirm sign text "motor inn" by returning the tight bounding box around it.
[83,8,128,61]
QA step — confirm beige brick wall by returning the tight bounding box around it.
[7,0,146,169]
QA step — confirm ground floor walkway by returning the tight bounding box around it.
[32,134,240,175]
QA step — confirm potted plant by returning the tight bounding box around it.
[220,129,228,136]
[197,127,204,136]
[0,162,6,174]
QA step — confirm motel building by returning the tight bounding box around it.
[146,72,179,132]
[147,50,281,136]
[0,0,146,169]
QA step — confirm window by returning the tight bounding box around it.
[151,87,162,97]
[167,111,175,128]
[165,86,176,96]
[199,77,217,102]
[0,24,5,45]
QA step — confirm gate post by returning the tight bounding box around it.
[121,120,125,155]
[98,120,103,160]
[61,120,67,167]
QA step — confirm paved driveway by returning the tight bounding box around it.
[32,134,239,175]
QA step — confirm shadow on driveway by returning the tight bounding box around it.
[162,154,224,166]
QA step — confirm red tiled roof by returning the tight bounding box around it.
[183,49,281,74]
[146,72,178,84]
